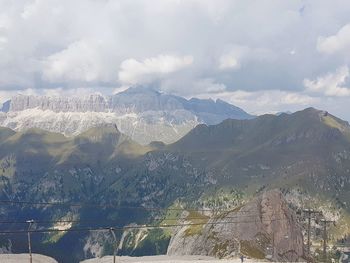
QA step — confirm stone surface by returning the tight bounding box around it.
[167,190,305,262]
[0,254,58,263]
[80,255,305,262]
[0,87,253,145]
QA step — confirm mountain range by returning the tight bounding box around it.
[0,107,350,262]
[0,86,253,145]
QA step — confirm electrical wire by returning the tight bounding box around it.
[0,212,265,225]
[0,217,290,235]
[0,199,251,213]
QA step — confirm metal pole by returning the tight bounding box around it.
[307,211,311,255]
[323,221,327,262]
[303,208,322,259]
[272,233,275,260]
[110,228,118,263]
[27,220,34,263]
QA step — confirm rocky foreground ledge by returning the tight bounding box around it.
[0,254,58,263]
[80,255,305,262]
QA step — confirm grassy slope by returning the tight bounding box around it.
[1,108,350,260]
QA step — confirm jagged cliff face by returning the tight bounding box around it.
[167,191,305,262]
[8,94,109,112]
[0,87,253,145]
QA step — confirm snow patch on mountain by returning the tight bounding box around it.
[0,87,253,144]
[0,108,198,144]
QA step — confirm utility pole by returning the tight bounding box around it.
[323,220,327,262]
[272,233,275,260]
[320,219,335,262]
[26,220,34,263]
[303,209,322,256]
[109,228,118,263]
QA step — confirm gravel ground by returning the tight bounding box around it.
[0,254,58,263]
[0,254,300,262]
[80,255,268,263]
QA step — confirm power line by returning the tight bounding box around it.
[0,199,251,213]
[0,213,266,225]
[0,217,289,235]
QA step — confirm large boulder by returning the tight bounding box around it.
[167,190,305,262]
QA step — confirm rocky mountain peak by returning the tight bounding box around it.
[120,85,161,95]
[0,86,253,144]
[8,93,108,112]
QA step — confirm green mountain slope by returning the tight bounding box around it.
[0,125,154,262]
[0,108,350,262]
[167,108,350,194]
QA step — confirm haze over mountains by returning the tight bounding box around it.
[1,107,350,262]
[0,86,253,145]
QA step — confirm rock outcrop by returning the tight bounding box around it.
[167,190,305,262]
[0,86,253,145]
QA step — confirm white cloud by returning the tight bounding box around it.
[317,24,350,54]
[0,36,7,50]
[118,55,193,84]
[0,87,98,104]
[159,77,228,98]
[21,0,40,19]
[192,78,226,94]
[0,13,11,30]
[218,45,274,71]
[196,89,317,115]
[40,87,98,97]
[190,0,232,23]
[113,85,130,94]
[303,66,350,96]
[1,0,350,119]
[42,40,117,83]
[0,91,21,104]
[219,53,240,70]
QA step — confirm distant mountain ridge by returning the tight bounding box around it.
[0,86,253,144]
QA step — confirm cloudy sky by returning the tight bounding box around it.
[1,0,350,119]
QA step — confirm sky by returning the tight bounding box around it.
[0,0,350,119]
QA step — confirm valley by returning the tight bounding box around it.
[0,107,349,262]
